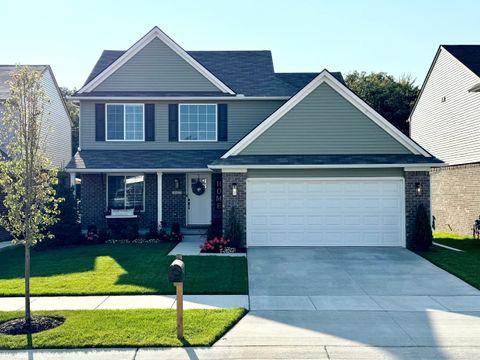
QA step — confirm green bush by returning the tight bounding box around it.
[413,203,433,251]
[41,184,81,247]
[224,207,243,249]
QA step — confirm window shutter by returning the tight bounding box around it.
[95,103,106,141]
[168,104,178,141]
[145,104,155,141]
[217,104,228,141]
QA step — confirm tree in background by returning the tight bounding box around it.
[59,87,79,155]
[345,71,419,135]
[0,66,62,331]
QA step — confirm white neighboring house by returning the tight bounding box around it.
[409,45,480,236]
[0,65,72,169]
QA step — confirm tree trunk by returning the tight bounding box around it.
[24,238,31,330]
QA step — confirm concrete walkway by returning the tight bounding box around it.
[0,295,248,311]
[168,234,246,257]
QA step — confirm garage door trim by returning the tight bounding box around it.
[246,177,406,247]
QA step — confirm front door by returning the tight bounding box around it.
[187,173,212,226]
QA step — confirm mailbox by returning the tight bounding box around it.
[168,259,185,283]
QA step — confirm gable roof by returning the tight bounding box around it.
[77,27,235,95]
[80,30,344,97]
[0,65,47,99]
[442,45,480,77]
[222,70,432,158]
[81,49,332,97]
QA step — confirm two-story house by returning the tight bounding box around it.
[410,45,480,236]
[67,27,441,248]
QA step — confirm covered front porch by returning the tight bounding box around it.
[65,150,226,233]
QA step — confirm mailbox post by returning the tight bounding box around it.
[168,254,185,339]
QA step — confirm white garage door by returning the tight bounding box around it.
[247,178,405,247]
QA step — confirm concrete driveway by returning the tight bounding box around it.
[215,247,480,359]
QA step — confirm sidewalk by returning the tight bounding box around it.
[0,294,248,311]
[1,346,480,359]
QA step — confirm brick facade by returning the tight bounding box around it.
[81,173,157,230]
[162,173,186,228]
[222,172,247,246]
[405,171,430,249]
[80,174,107,230]
[431,163,480,236]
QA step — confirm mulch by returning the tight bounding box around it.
[0,316,64,335]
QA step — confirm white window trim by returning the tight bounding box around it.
[178,103,218,142]
[106,174,146,212]
[106,103,145,142]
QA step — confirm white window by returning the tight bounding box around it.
[179,104,217,141]
[106,104,144,141]
[107,175,145,211]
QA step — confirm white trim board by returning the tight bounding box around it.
[66,168,212,173]
[69,96,289,101]
[221,70,432,159]
[208,163,443,170]
[77,27,235,95]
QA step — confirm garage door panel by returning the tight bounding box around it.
[247,178,404,247]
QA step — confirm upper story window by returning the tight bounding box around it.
[106,104,144,141]
[179,104,217,141]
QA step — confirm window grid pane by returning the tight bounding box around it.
[179,104,217,141]
[108,175,145,211]
[107,105,124,140]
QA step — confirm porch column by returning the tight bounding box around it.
[69,172,76,197]
[157,171,163,227]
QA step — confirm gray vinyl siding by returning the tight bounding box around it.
[410,48,480,165]
[240,83,412,155]
[41,69,72,168]
[247,168,404,178]
[80,100,284,150]
[94,38,220,92]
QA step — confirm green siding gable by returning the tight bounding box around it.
[94,38,220,92]
[240,82,412,155]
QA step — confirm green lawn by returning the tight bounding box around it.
[418,232,480,290]
[0,243,248,296]
[0,308,246,349]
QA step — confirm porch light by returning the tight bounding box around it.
[415,182,422,196]
[174,178,180,189]
[232,183,238,196]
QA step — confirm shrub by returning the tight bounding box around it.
[41,184,81,247]
[206,218,223,240]
[224,207,243,249]
[85,225,99,243]
[170,222,183,242]
[145,221,159,240]
[201,237,230,253]
[413,203,433,251]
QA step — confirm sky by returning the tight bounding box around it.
[1,0,478,89]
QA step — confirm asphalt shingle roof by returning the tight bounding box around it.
[66,150,226,170]
[67,151,442,170]
[210,154,443,166]
[443,45,480,77]
[0,65,47,99]
[82,49,343,97]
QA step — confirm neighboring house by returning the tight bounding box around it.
[410,45,480,236]
[67,27,441,248]
[0,65,73,169]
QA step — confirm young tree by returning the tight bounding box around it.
[345,71,420,135]
[0,66,61,329]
